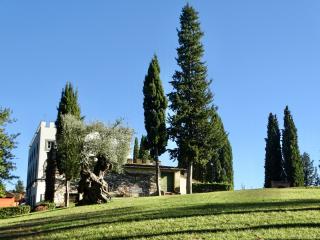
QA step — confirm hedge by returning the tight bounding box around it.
[192,182,231,193]
[33,201,56,212]
[0,205,31,219]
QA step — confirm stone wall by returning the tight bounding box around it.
[105,172,157,197]
[54,175,79,206]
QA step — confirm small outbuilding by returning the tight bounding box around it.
[105,159,187,197]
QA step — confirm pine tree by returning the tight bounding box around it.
[55,82,82,207]
[143,55,168,196]
[282,106,304,187]
[168,4,215,194]
[133,137,139,162]
[264,113,284,188]
[301,152,315,186]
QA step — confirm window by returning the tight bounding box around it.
[46,140,56,151]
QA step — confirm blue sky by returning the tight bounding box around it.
[1,1,320,190]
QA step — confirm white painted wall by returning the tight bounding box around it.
[180,173,187,195]
[26,122,56,207]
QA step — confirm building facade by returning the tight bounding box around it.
[26,122,56,207]
[26,121,186,207]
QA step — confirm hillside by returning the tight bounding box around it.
[1,188,320,239]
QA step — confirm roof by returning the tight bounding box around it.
[124,164,185,172]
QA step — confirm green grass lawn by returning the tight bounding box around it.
[1,188,320,239]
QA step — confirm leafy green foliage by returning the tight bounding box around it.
[83,120,133,174]
[143,55,168,195]
[34,201,56,211]
[133,137,139,161]
[56,82,82,174]
[0,108,19,185]
[193,112,233,188]
[143,55,168,158]
[282,106,304,187]
[168,4,215,193]
[264,113,284,188]
[0,205,30,219]
[57,114,85,182]
[138,135,151,162]
[0,182,5,197]
[14,180,24,193]
[45,148,57,202]
[192,182,231,193]
[301,152,317,186]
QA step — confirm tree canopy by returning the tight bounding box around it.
[282,106,304,187]
[168,4,217,194]
[264,113,284,188]
[0,108,19,188]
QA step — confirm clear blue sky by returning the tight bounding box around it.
[1,1,320,190]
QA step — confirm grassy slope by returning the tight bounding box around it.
[1,188,320,239]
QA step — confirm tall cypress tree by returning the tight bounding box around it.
[219,135,233,187]
[133,137,139,162]
[45,148,56,202]
[282,106,304,187]
[301,152,315,186]
[143,55,168,196]
[264,113,283,188]
[168,4,215,194]
[56,82,81,173]
[55,82,82,207]
[139,135,151,161]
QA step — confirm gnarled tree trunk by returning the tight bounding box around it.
[78,154,112,205]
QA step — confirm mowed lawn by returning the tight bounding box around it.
[1,188,320,240]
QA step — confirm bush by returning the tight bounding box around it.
[0,183,5,198]
[33,201,56,212]
[0,205,31,219]
[192,182,231,193]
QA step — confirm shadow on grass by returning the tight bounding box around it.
[106,222,320,240]
[0,198,319,239]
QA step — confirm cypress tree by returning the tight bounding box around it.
[15,180,25,193]
[139,135,151,161]
[282,106,304,187]
[56,82,82,173]
[200,113,233,188]
[220,136,233,188]
[143,55,168,196]
[133,137,139,162]
[301,152,315,186]
[45,148,56,202]
[55,82,82,207]
[264,113,283,188]
[168,4,215,194]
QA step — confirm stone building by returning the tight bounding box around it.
[106,159,187,196]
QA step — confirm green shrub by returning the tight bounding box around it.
[192,182,231,193]
[0,183,5,198]
[0,205,31,219]
[33,201,56,212]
